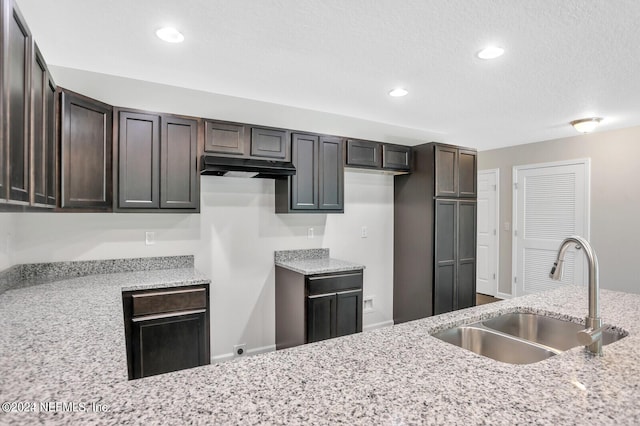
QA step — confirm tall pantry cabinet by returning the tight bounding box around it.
[393,143,477,324]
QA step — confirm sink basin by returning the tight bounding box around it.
[432,312,626,364]
[433,325,557,364]
[482,313,625,351]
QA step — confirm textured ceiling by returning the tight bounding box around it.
[15,0,640,150]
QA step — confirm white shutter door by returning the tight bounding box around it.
[513,160,589,296]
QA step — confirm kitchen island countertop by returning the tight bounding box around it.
[1,273,639,424]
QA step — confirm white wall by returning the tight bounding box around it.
[10,171,394,360]
[479,125,640,296]
[0,213,15,270]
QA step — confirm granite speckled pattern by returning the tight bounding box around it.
[0,256,195,295]
[1,283,639,425]
[275,248,365,274]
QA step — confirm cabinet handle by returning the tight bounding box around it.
[307,272,362,280]
[308,289,361,299]
[132,309,206,322]
[336,289,362,295]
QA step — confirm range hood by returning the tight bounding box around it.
[200,155,296,179]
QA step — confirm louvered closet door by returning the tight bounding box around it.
[513,160,589,296]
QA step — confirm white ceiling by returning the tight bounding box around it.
[15,0,640,150]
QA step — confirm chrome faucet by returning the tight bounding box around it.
[550,235,604,355]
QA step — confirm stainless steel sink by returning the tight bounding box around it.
[433,325,558,364]
[432,312,626,365]
[482,313,624,351]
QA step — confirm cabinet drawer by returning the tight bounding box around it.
[132,287,207,317]
[307,271,363,296]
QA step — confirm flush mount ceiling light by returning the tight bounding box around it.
[570,117,603,133]
[477,46,504,59]
[389,88,408,97]
[156,27,184,43]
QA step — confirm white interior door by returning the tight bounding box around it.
[476,169,499,296]
[512,159,590,296]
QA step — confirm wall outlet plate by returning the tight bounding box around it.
[145,231,155,245]
[361,226,368,238]
[233,343,247,357]
[307,227,314,239]
[363,296,374,313]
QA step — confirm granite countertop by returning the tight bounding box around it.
[1,276,639,424]
[274,248,365,275]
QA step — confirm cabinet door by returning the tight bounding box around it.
[319,136,343,211]
[118,111,160,208]
[250,127,287,159]
[6,2,31,203]
[291,133,318,210]
[160,115,198,209]
[204,120,245,155]
[307,294,336,343]
[458,149,477,198]
[44,76,56,206]
[30,45,47,205]
[336,290,362,337]
[434,199,457,315]
[457,201,477,309]
[382,144,411,171]
[132,311,207,379]
[60,90,112,209]
[346,139,380,168]
[434,145,458,198]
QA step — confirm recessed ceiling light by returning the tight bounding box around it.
[477,46,504,60]
[570,117,603,133]
[389,88,408,97]
[156,27,184,43]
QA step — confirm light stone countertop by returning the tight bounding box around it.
[274,248,365,275]
[1,275,640,424]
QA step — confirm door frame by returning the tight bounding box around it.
[511,158,591,297]
[477,168,501,297]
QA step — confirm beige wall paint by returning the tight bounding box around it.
[479,125,640,295]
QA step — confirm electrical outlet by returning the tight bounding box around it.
[307,227,314,239]
[363,296,374,313]
[503,222,510,232]
[233,343,247,357]
[145,231,155,245]
[361,226,368,238]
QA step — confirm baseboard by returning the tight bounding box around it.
[363,320,394,332]
[211,344,276,363]
[496,291,512,299]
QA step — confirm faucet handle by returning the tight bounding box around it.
[576,324,606,346]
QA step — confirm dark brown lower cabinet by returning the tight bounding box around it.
[276,267,363,349]
[122,284,210,380]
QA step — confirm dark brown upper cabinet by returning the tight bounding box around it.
[204,120,244,155]
[3,0,31,204]
[60,89,113,210]
[204,119,290,162]
[346,139,411,173]
[434,145,477,198]
[250,127,287,159]
[116,109,199,213]
[346,139,380,168]
[30,43,56,208]
[275,133,343,213]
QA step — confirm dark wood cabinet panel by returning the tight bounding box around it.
[44,75,56,206]
[346,139,380,168]
[382,144,411,171]
[6,2,31,203]
[319,136,343,210]
[204,120,244,155]
[250,127,287,159]
[393,143,477,323]
[290,133,319,210]
[458,149,477,198]
[60,89,112,209]
[336,290,362,337]
[276,267,363,349]
[123,284,210,380]
[118,111,160,209]
[30,45,46,205]
[307,294,335,343]
[160,115,198,209]
[434,145,458,197]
